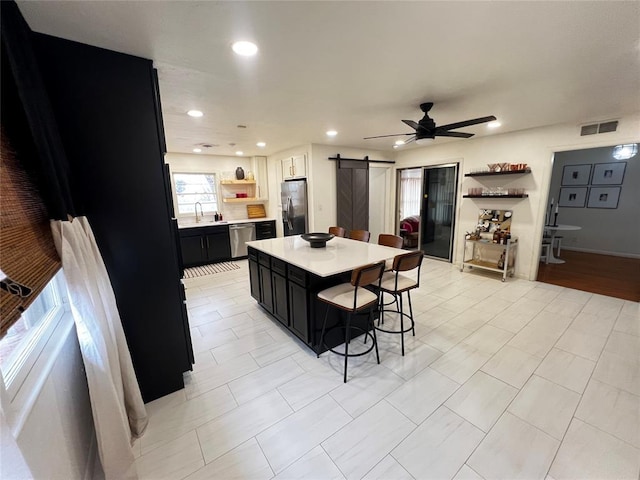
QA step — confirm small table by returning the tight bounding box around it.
[544,224,581,264]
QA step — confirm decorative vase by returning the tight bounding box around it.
[235,167,245,180]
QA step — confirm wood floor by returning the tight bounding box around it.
[537,250,640,301]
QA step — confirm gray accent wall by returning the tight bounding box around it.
[550,145,639,257]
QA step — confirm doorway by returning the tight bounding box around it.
[421,164,458,260]
[368,166,390,242]
[536,143,639,301]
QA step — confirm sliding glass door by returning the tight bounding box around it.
[421,164,458,260]
[396,168,422,250]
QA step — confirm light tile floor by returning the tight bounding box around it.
[134,259,640,480]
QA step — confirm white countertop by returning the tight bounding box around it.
[178,218,276,229]
[246,235,406,277]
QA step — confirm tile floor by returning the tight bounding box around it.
[134,259,639,480]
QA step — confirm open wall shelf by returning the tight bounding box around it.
[465,169,531,177]
[463,194,529,199]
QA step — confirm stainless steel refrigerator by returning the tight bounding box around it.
[281,179,308,236]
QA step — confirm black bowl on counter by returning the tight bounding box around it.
[301,233,334,248]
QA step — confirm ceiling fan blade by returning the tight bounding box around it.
[437,115,497,131]
[402,136,417,145]
[401,120,420,130]
[363,133,415,139]
[435,131,474,138]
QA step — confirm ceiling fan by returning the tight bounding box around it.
[364,102,496,145]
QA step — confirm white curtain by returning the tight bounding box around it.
[399,169,422,218]
[51,217,147,480]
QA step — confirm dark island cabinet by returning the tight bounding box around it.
[248,247,312,345]
[271,258,289,326]
[249,252,261,302]
[259,264,274,313]
[179,226,231,267]
[288,281,309,341]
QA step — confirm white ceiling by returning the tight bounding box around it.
[17,1,640,158]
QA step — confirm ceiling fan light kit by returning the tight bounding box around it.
[365,102,496,145]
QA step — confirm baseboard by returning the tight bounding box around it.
[562,247,640,259]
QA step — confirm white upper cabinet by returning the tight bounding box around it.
[251,155,269,200]
[282,154,307,180]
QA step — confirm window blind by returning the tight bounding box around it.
[0,126,60,337]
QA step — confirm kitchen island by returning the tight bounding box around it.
[247,235,404,353]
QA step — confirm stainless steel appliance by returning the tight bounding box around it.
[229,223,256,258]
[281,179,308,236]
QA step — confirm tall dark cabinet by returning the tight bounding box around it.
[32,34,193,402]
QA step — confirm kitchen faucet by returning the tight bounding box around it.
[195,202,204,222]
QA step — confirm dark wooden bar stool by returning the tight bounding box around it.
[376,251,423,356]
[348,229,371,242]
[329,226,347,237]
[378,234,404,271]
[316,262,385,382]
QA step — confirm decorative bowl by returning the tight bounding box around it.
[301,233,334,248]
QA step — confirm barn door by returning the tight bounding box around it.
[337,159,369,232]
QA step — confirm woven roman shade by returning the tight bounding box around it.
[0,125,61,338]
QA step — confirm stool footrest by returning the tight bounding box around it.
[319,325,376,358]
[375,310,415,335]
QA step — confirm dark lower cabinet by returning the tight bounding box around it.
[205,230,232,262]
[256,220,277,240]
[272,272,288,326]
[180,232,207,266]
[258,264,273,313]
[179,226,231,267]
[249,257,260,302]
[288,281,308,340]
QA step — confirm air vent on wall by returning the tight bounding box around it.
[580,120,618,136]
[598,121,618,133]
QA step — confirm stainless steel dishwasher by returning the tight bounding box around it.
[229,223,256,258]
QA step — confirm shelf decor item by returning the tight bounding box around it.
[477,209,513,233]
[301,232,334,248]
[235,166,245,180]
[591,162,626,185]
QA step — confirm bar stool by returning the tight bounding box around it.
[377,234,403,249]
[317,262,385,383]
[376,251,423,356]
[378,234,404,271]
[349,230,371,242]
[329,226,347,237]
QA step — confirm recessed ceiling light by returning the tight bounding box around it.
[232,41,258,56]
[326,130,338,137]
[487,121,501,129]
[187,110,203,118]
[235,151,244,156]
[256,142,266,148]
[193,148,202,153]
[395,140,405,146]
